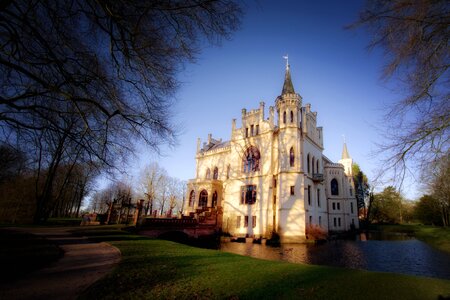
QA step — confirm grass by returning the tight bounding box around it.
[76,227,450,300]
[369,224,450,254]
[0,229,62,282]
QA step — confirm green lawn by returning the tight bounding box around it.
[77,228,450,300]
[369,224,450,254]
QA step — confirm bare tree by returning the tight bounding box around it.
[140,162,166,216]
[0,1,242,223]
[427,157,450,226]
[352,0,449,184]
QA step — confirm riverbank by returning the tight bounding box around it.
[77,227,450,300]
[368,224,450,254]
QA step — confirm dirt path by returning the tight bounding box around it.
[0,227,121,300]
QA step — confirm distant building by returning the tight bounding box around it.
[184,62,359,242]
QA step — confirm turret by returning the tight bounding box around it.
[338,141,353,176]
[275,56,302,128]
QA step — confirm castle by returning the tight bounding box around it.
[184,62,359,242]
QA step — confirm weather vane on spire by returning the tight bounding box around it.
[283,54,289,68]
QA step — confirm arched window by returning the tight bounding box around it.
[316,160,319,173]
[205,168,211,179]
[289,147,295,167]
[212,191,218,207]
[283,111,286,124]
[290,110,294,123]
[226,164,231,179]
[242,146,261,173]
[331,179,339,196]
[312,157,315,174]
[307,154,310,173]
[213,167,218,180]
[189,190,195,206]
[199,190,208,208]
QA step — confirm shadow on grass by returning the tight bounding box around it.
[79,237,450,300]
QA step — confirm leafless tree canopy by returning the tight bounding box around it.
[354,0,449,182]
[0,0,242,160]
[0,0,242,222]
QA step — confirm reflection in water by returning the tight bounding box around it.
[219,234,450,279]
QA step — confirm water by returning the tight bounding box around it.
[219,232,450,279]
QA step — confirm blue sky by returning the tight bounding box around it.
[125,0,419,199]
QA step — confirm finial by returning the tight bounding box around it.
[283,54,289,68]
[342,134,346,143]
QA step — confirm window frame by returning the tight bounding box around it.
[240,185,257,205]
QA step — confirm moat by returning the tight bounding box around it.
[219,232,450,279]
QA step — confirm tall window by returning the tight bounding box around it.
[199,190,208,208]
[244,216,249,227]
[351,202,354,214]
[283,111,286,124]
[307,185,311,205]
[242,146,260,173]
[317,189,320,207]
[309,215,312,224]
[245,127,249,138]
[236,216,241,228]
[331,178,339,195]
[241,185,257,204]
[212,191,218,207]
[289,147,295,167]
[189,190,195,206]
[226,165,231,179]
[205,168,211,179]
[290,186,295,195]
[252,216,256,228]
[290,110,294,123]
[319,216,322,226]
[307,154,310,173]
[316,160,319,173]
[312,157,315,174]
[250,124,254,136]
[338,218,341,227]
[213,167,218,180]
[255,125,259,135]
[334,218,337,227]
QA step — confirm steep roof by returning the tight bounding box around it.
[282,64,295,95]
[341,142,350,159]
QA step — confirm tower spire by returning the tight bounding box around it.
[282,55,295,95]
[341,141,350,159]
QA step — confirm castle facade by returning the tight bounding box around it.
[184,63,359,242]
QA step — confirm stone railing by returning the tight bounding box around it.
[312,173,324,182]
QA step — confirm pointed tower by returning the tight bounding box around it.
[282,64,295,95]
[275,57,302,129]
[339,142,353,176]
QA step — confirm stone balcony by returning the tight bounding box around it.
[312,173,324,183]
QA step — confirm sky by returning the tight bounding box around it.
[119,0,419,199]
